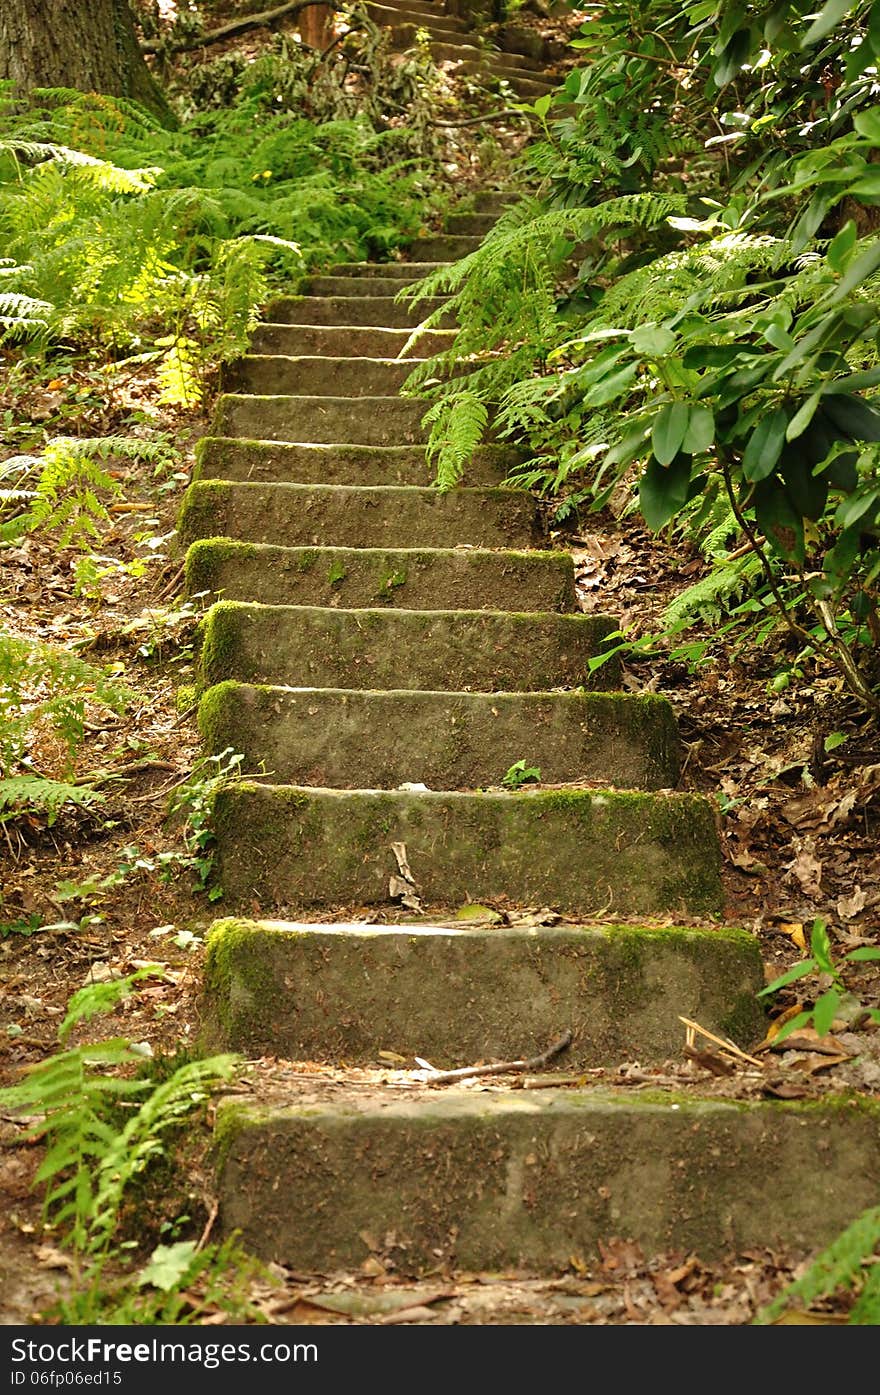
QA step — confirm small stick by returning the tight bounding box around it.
[196,1199,219,1253]
[424,1029,572,1086]
[677,1016,764,1068]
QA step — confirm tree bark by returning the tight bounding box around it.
[0,0,174,125]
[299,3,335,51]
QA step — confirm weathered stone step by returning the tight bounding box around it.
[198,683,679,789]
[179,480,539,551]
[301,275,423,298]
[470,190,519,214]
[371,3,468,34]
[445,212,498,237]
[380,0,460,15]
[214,1088,880,1270]
[193,437,514,488]
[406,235,482,261]
[202,919,763,1062]
[224,356,425,398]
[429,41,546,72]
[210,783,721,914]
[198,603,619,693]
[493,73,558,100]
[213,394,433,446]
[186,541,573,611]
[248,322,454,359]
[192,437,513,487]
[265,296,453,329]
[327,261,445,279]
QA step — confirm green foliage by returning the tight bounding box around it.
[0,77,439,395]
[0,974,244,1321]
[756,1205,880,1324]
[0,633,126,758]
[166,746,245,899]
[758,917,880,1042]
[502,759,542,789]
[407,0,880,711]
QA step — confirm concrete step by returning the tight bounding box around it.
[213,394,434,446]
[465,64,557,98]
[368,3,469,34]
[202,918,763,1062]
[429,41,546,72]
[197,602,619,693]
[209,783,722,914]
[214,1087,880,1271]
[301,275,423,297]
[198,683,680,790]
[186,541,575,611]
[192,437,515,488]
[470,190,520,214]
[265,296,453,329]
[223,356,424,398]
[248,322,454,358]
[388,19,474,45]
[444,212,498,237]
[502,75,558,101]
[406,234,482,261]
[381,0,461,15]
[178,480,540,551]
[326,261,447,279]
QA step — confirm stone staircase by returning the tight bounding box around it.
[176,6,880,1281]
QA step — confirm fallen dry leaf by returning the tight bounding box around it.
[837,886,868,920]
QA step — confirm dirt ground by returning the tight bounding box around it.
[2,2,879,1330]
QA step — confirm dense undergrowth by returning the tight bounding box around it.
[407,0,880,718]
[0,9,449,827]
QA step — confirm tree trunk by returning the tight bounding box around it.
[299,3,334,51]
[0,0,174,125]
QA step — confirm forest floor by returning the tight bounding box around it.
[2,0,879,1330]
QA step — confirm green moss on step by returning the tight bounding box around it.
[177,481,232,552]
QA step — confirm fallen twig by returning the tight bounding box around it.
[423,1029,572,1086]
[678,1015,764,1068]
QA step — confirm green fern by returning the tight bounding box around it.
[423,393,489,492]
[756,1207,880,1325]
[20,436,172,546]
[0,776,104,826]
[0,974,237,1259]
[0,631,131,775]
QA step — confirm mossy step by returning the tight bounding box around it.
[223,355,425,398]
[380,0,463,16]
[445,212,499,237]
[186,540,574,611]
[301,275,425,297]
[198,683,678,790]
[386,16,474,44]
[248,322,454,358]
[202,919,763,1063]
[469,190,520,214]
[372,4,469,33]
[178,480,540,551]
[198,602,619,693]
[326,261,446,279]
[193,437,514,488]
[214,1089,880,1270]
[265,295,453,329]
[465,65,556,98]
[210,784,721,915]
[213,394,433,446]
[429,41,546,72]
[406,235,483,261]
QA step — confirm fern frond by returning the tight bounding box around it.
[0,777,104,827]
[756,1206,880,1325]
[423,393,489,492]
